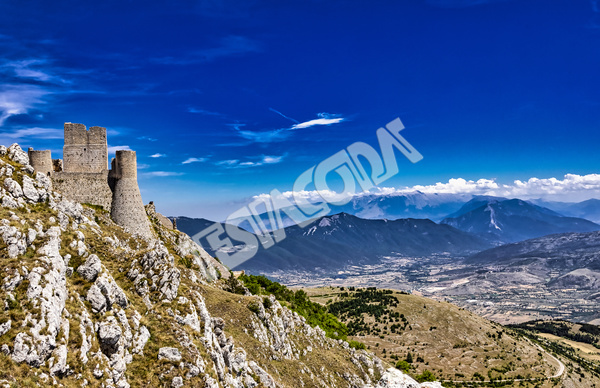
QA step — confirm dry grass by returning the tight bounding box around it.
[306,287,556,382]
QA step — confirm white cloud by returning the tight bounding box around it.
[150,153,166,158]
[291,113,344,130]
[253,174,600,203]
[142,171,184,177]
[182,157,208,164]
[230,112,345,143]
[401,178,501,195]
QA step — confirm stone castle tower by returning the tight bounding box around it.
[28,123,153,240]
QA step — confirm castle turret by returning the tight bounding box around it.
[28,148,53,175]
[109,150,153,239]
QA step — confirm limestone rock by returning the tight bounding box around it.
[49,345,68,376]
[4,178,23,198]
[7,144,29,165]
[158,347,182,362]
[0,320,11,337]
[171,376,183,388]
[98,321,122,355]
[22,176,40,202]
[87,273,128,313]
[87,284,107,313]
[77,254,102,281]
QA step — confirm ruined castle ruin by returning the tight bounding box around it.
[28,123,153,239]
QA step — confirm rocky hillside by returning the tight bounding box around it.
[0,143,442,387]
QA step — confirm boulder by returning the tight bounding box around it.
[158,347,182,362]
[4,178,23,198]
[98,321,122,355]
[77,254,102,281]
[7,144,29,165]
[22,176,39,202]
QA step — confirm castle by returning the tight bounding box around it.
[28,123,153,239]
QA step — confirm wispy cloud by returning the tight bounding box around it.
[1,58,66,84]
[152,35,262,65]
[187,107,223,116]
[230,112,345,143]
[150,153,166,158]
[0,126,63,139]
[182,157,208,164]
[142,171,185,177]
[215,154,285,168]
[0,84,51,126]
[269,107,299,124]
[137,136,158,142]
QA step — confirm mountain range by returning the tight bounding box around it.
[441,198,600,243]
[174,196,600,274]
[174,213,491,272]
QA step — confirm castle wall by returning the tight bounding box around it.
[28,149,53,175]
[110,150,153,239]
[28,121,154,240]
[63,123,108,173]
[52,171,113,212]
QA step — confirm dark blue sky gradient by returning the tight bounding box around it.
[1,0,599,219]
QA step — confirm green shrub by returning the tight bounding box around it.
[395,360,410,373]
[247,301,261,314]
[348,340,366,350]
[415,369,436,383]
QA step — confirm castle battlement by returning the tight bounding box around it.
[29,122,153,240]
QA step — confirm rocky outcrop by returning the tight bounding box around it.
[0,143,441,387]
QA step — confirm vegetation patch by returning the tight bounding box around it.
[238,274,348,340]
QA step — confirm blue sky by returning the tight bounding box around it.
[1,0,600,220]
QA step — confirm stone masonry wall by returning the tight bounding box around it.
[63,123,108,173]
[52,171,113,212]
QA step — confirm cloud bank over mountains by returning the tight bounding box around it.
[254,174,600,203]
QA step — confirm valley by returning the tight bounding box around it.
[260,254,600,325]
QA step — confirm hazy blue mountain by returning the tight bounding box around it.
[441,198,600,244]
[531,198,600,224]
[334,191,473,221]
[227,191,475,231]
